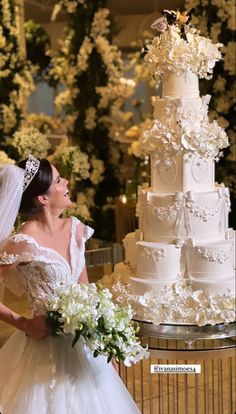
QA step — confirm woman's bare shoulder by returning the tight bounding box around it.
[18,221,37,235]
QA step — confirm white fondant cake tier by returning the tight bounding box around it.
[153,95,208,123]
[114,262,135,281]
[123,232,137,270]
[137,186,230,243]
[129,276,178,295]
[136,241,184,280]
[189,277,235,295]
[162,71,199,99]
[186,238,235,280]
[150,152,215,193]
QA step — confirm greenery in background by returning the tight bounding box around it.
[0,0,34,146]
[184,0,236,227]
[24,19,51,80]
[50,0,135,240]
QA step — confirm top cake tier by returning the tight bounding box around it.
[162,71,199,99]
[140,19,229,164]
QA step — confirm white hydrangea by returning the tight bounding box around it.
[57,145,90,181]
[213,75,226,92]
[0,104,17,133]
[11,127,51,159]
[77,36,94,74]
[0,26,6,48]
[210,22,222,43]
[0,151,15,164]
[84,107,97,130]
[95,36,123,82]
[91,8,110,39]
[90,156,105,185]
[63,202,92,223]
[222,42,236,75]
[55,89,79,112]
[52,0,85,21]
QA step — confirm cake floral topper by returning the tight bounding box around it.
[144,9,222,82]
[151,9,194,35]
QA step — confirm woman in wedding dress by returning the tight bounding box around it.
[0,156,141,414]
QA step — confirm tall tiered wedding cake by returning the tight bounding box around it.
[107,11,235,326]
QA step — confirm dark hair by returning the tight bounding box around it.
[18,158,52,216]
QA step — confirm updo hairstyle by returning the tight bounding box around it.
[18,158,52,217]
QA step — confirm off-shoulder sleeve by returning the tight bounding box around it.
[73,217,94,243]
[0,237,35,297]
[82,224,94,242]
[0,238,34,265]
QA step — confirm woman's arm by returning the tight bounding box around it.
[0,300,50,340]
[0,263,50,340]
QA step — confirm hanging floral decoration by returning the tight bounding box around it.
[0,0,34,145]
[49,0,135,238]
[24,20,51,80]
[10,126,51,160]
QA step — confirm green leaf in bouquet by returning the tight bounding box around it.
[107,354,113,363]
[97,316,105,329]
[72,329,82,347]
[46,310,64,336]
[93,330,102,340]
[132,321,140,333]
[93,349,100,358]
[117,331,128,342]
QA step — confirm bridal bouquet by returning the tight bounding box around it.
[45,283,149,366]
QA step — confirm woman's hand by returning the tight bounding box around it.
[20,315,51,340]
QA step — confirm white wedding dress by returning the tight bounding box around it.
[0,217,140,414]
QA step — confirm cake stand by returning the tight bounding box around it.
[119,320,236,414]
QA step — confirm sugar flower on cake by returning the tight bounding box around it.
[139,97,229,160]
[144,20,222,85]
[107,277,236,326]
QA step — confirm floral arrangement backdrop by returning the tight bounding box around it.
[0,0,34,146]
[184,0,236,227]
[24,19,51,81]
[49,0,135,239]
[0,1,136,238]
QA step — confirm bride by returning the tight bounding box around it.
[0,155,141,414]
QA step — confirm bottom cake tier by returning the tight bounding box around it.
[122,230,235,296]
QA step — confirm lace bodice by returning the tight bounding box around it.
[0,217,94,314]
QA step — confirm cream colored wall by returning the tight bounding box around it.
[42,22,66,50]
[42,14,161,50]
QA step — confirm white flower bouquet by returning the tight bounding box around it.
[45,283,149,366]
